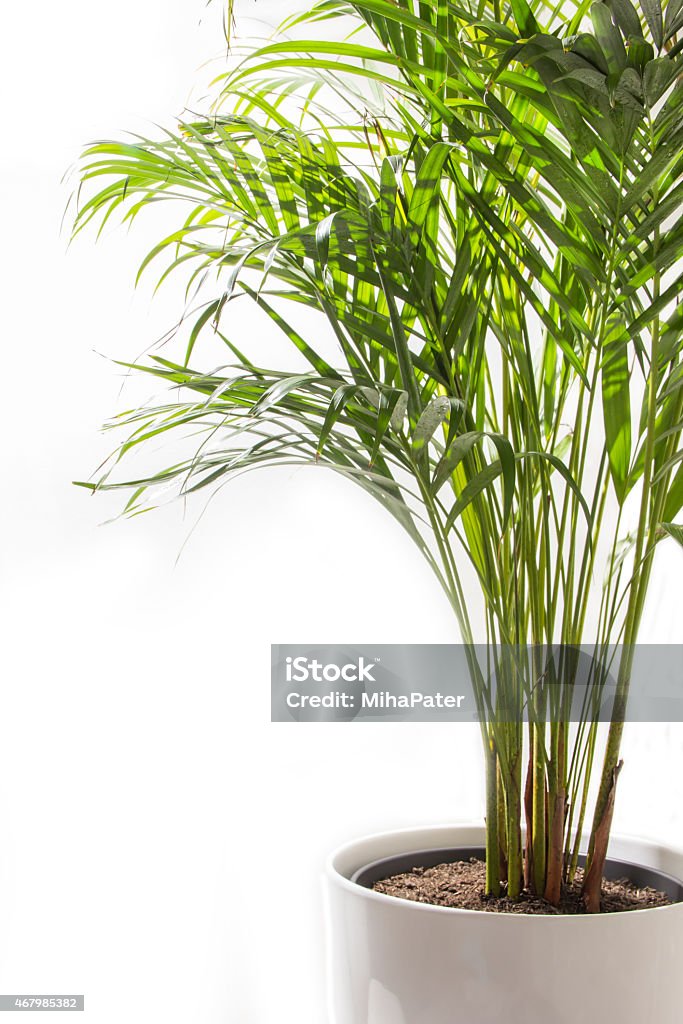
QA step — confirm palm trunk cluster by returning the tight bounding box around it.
[485,723,623,910]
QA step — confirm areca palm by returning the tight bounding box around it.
[73,0,683,910]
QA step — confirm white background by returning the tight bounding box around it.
[0,2,682,1022]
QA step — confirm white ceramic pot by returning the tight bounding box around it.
[325,824,683,1024]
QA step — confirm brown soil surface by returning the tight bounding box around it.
[372,858,673,914]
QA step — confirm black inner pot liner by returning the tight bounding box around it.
[352,847,683,903]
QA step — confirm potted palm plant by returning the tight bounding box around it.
[72,0,683,1020]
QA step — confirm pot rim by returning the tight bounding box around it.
[326,822,683,920]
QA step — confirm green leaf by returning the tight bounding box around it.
[591,3,627,73]
[660,522,683,546]
[641,0,664,48]
[445,462,503,532]
[317,383,365,454]
[250,373,322,416]
[605,0,643,38]
[433,431,483,493]
[510,0,540,38]
[490,433,517,529]
[379,157,399,235]
[390,391,409,430]
[570,33,610,74]
[601,315,632,504]
[407,141,452,245]
[412,396,464,462]
[665,0,683,40]
[436,431,516,530]
[372,246,422,419]
[627,35,655,72]
[557,65,609,94]
[643,57,675,106]
[184,299,222,366]
[663,463,683,521]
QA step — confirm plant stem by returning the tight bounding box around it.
[544,720,565,905]
[505,780,523,900]
[485,735,501,897]
[531,720,547,894]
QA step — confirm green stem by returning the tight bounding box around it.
[485,736,501,897]
[505,777,523,900]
